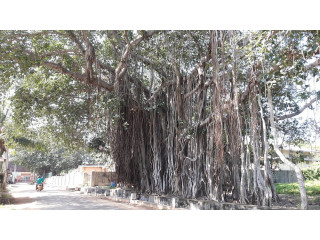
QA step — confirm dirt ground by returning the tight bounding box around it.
[273,194,320,210]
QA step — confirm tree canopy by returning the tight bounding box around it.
[1,30,320,209]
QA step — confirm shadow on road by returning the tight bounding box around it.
[4,184,152,210]
[35,194,126,210]
[11,197,34,205]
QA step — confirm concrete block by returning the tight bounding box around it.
[159,196,172,207]
[148,195,155,203]
[104,189,110,196]
[110,189,117,197]
[189,201,200,210]
[171,198,176,209]
[130,193,137,201]
[83,187,93,195]
[153,196,160,205]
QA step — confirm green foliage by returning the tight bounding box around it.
[11,136,46,151]
[1,30,319,153]
[302,164,320,181]
[9,71,92,149]
[11,148,90,175]
[88,137,105,151]
[278,119,314,147]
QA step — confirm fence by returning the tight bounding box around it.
[272,170,297,183]
[45,172,88,188]
[45,171,117,188]
[247,169,297,184]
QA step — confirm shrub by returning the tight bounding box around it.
[302,164,320,181]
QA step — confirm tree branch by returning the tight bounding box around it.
[116,31,161,79]
[66,30,115,74]
[305,56,320,70]
[146,80,173,104]
[183,41,212,99]
[66,30,86,55]
[42,61,85,80]
[81,30,96,83]
[42,61,114,91]
[276,96,318,120]
[134,54,169,80]
[39,50,83,58]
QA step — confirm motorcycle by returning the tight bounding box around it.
[36,183,44,191]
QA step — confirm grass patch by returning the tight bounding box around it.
[275,181,320,196]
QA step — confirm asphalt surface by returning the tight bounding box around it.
[2,183,152,210]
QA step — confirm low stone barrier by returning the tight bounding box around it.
[82,186,293,210]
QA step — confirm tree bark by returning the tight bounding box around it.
[211,30,224,201]
[257,93,274,206]
[267,87,308,209]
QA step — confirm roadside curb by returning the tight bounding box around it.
[76,186,296,210]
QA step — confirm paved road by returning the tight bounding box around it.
[2,183,152,210]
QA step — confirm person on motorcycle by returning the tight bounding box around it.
[35,176,44,190]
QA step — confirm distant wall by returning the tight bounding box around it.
[46,172,88,187]
[79,166,108,175]
[248,169,298,184]
[91,172,117,187]
[272,170,297,183]
[45,171,117,188]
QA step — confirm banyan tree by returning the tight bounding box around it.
[1,30,320,209]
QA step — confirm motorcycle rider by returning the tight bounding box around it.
[35,176,44,190]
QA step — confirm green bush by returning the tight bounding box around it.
[302,165,320,181]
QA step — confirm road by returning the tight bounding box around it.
[2,183,152,210]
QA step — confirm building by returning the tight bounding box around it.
[77,165,109,175]
[45,164,116,188]
[279,145,320,170]
[7,163,36,183]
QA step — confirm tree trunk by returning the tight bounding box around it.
[267,87,308,210]
[211,30,224,201]
[230,35,247,203]
[257,93,274,206]
[249,81,265,205]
